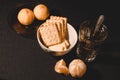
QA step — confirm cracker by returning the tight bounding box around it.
[48,40,67,51]
[39,15,70,50]
[50,16,66,40]
[39,22,61,46]
[46,19,63,41]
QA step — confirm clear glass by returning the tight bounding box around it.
[77,20,108,62]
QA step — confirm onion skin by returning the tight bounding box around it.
[69,59,87,78]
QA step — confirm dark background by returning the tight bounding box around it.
[0,0,120,80]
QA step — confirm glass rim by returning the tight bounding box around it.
[78,24,108,42]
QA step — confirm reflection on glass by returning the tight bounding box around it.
[77,20,108,62]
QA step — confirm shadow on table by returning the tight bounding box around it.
[95,53,120,65]
[94,42,120,65]
[82,66,102,80]
[65,66,102,80]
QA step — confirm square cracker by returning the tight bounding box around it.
[39,22,62,47]
[46,19,63,41]
[50,16,68,40]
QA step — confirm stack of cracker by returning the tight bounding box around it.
[39,15,70,51]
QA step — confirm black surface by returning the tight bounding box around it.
[0,0,120,80]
